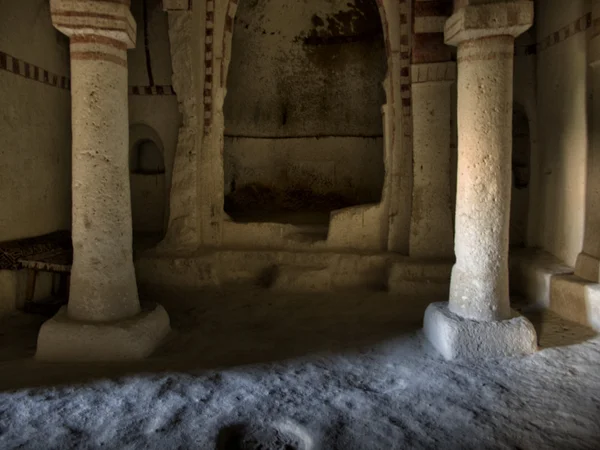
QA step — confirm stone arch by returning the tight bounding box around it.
[162,0,412,251]
[215,0,411,251]
[129,124,169,238]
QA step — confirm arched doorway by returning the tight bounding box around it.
[510,103,531,248]
[222,0,387,231]
[129,125,167,249]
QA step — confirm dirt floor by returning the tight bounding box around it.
[0,287,599,449]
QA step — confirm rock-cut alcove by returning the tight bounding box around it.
[129,124,167,249]
[223,0,387,233]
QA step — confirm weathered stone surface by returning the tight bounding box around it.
[409,62,456,258]
[423,302,537,360]
[36,304,170,361]
[445,1,534,45]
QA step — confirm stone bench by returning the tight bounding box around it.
[0,231,72,311]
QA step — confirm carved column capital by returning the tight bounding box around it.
[49,0,136,48]
[444,1,533,46]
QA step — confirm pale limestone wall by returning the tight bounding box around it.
[534,0,590,267]
[0,0,71,242]
[0,0,71,315]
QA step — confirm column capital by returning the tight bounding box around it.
[49,0,136,48]
[444,1,533,47]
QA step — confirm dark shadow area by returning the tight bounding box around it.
[525,309,598,349]
[217,422,308,450]
[224,183,354,225]
[2,288,598,392]
[0,287,430,391]
[512,298,598,348]
[510,103,531,249]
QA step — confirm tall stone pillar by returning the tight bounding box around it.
[576,1,600,282]
[424,1,537,359]
[36,0,170,361]
[409,62,456,259]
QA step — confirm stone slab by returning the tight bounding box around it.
[510,249,574,308]
[550,274,600,331]
[423,302,537,360]
[575,252,600,283]
[136,249,451,293]
[36,304,170,361]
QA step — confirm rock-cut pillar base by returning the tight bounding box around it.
[423,302,537,360]
[36,304,170,362]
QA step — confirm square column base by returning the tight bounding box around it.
[423,302,537,360]
[36,304,170,362]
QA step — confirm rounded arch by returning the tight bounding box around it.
[220,0,400,89]
[215,0,411,250]
[129,123,166,169]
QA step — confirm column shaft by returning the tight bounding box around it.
[576,65,600,281]
[410,63,456,258]
[67,36,140,322]
[449,36,514,321]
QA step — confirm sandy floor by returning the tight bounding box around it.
[0,287,599,449]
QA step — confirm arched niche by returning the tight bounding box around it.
[163,0,411,251]
[129,124,168,245]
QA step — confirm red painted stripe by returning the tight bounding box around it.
[51,10,128,21]
[53,22,127,33]
[71,51,127,67]
[71,34,128,50]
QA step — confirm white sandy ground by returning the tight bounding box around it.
[0,287,599,449]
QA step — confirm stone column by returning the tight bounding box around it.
[424,1,537,359]
[36,0,170,361]
[576,1,600,282]
[409,62,456,259]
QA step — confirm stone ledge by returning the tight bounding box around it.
[549,274,600,332]
[423,302,537,360]
[36,304,170,362]
[575,252,600,282]
[510,249,574,308]
[445,1,533,46]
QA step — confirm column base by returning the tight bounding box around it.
[36,303,170,362]
[575,252,600,283]
[423,302,537,360]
